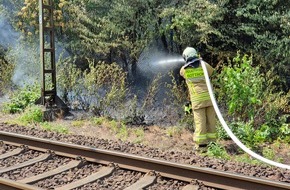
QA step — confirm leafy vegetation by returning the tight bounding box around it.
[216,53,263,121]
[215,52,289,148]
[0,0,289,163]
[206,142,230,160]
[2,0,287,81]
[3,83,40,113]
[18,104,43,124]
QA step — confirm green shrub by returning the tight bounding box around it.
[165,71,187,108]
[141,73,162,111]
[206,142,230,160]
[230,121,256,148]
[279,124,290,143]
[262,147,275,161]
[4,84,40,113]
[253,124,272,143]
[165,71,190,127]
[215,52,289,144]
[19,105,43,124]
[106,120,118,133]
[56,56,82,105]
[221,120,284,149]
[215,52,263,121]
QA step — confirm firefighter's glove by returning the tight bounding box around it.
[184,102,192,115]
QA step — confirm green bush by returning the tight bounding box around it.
[91,116,108,125]
[214,52,290,147]
[229,121,256,148]
[57,56,82,105]
[216,52,263,121]
[4,84,40,113]
[165,71,187,109]
[262,147,275,161]
[218,120,280,149]
[206,142,230,160]
[253,124,272,143]
[215,52,289,127]
[19,105,43,124]
[279,124,290,143]
[116,123,129,141]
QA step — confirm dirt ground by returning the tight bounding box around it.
[0,111,289,165]
[0,111,194,152]
[69,123,195,152]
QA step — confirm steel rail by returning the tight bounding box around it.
[0,131,289,190]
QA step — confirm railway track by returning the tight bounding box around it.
[0,131,289,190]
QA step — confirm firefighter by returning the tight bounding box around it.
[180,47,216,149]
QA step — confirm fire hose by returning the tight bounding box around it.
[200,61,290,170]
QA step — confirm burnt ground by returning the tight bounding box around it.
[0,112,290,185]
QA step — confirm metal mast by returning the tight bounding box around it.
[38,0,69,120]
[39,0,57,106]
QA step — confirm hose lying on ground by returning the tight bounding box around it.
[200,61,290,170]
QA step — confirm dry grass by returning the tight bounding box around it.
[0,112,289,165]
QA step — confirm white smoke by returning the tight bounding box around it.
[0,10,40,86]
[0,11,68,88]
[0,15,19,48]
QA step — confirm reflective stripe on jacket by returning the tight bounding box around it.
[180,60,214,109]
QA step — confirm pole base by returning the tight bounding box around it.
[36,95,72,121]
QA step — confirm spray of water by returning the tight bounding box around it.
[156,57,185,65]
[136,46,184,80]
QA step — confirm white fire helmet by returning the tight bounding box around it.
[182,47,198,62]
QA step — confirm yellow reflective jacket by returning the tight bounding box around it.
[180,60,214,110]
